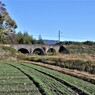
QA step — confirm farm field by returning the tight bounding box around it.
[0,61,95,95]
[0,61,41,95]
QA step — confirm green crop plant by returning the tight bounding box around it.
[0,62,41,95]
[22,62,95,95]
[7,62,77,95]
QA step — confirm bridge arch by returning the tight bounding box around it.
[33,48,44,55]
[59,46,69,54]
[18,48,29,54]
[47,48,56,54]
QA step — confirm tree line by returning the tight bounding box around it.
[5,31,44,44]
[0,31,44,44]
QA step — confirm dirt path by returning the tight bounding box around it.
[20,60,95,84]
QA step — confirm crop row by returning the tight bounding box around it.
[22,63,95,95]
[7,62,78,95]
[0,62,41,95]
[2,61,95,95]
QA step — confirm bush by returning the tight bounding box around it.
[1,46,16,54]
[0,46,17,60]
[19,55,95,74]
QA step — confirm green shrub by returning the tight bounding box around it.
[1,46,16,54]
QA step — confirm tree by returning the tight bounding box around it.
[16,31,34,44]
[23,32,33,44]
[0,1,17,43]
[16,31,23,44]
[15,32,44,44]
[37,35,44,44]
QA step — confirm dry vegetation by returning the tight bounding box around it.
[17,53,95,64]
[34,53,95,62]
[17,53,95,74]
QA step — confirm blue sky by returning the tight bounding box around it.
[2,0,95,41]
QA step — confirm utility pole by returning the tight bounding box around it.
[58,30,60,42]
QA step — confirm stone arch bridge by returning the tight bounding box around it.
[6,44,69,55]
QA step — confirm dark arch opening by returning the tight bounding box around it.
[59,46,69,54]
[47,48,56,54]
[33,48,44,55]
[18,48,29,54]
[42,46,46,51]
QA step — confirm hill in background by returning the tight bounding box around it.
[43,40,58,44]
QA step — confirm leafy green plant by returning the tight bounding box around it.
[23,63,95,95]
[0,62,41,95]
